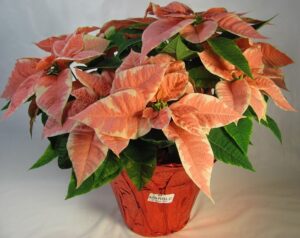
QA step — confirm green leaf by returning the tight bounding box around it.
[1,101,10,111]
[162,35,196,60]
[261,115,282,143]
[244,108,282,143]
[224,117,253,154]
[208,37,253,78]
[176,36,196,60]
[104,26,117,39]
[30,144,57,169]
[188,66,219,88]
[120,140,157,190]
[117,38,142,57]
[48,134,72,169]
[66,150,122,199]
[208,128,255,171]
[66,171,95,199]
[93,150,123,187]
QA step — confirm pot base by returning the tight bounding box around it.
[111,163,200,237]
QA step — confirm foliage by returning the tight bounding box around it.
[0,1,295,201]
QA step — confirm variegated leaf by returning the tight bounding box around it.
[72,89,147,139]
[141,18,195,59]
[170,93,242,135]
[216,79,250,114]
[1,58,40,100]
[35,69,72,122]
[255,77,295,111]
[111,64,167,102]
[163,122,214,200]
[181,20,218,43]
[248,85,267,121]
[198,49,235,81]
[258,42,294,67]
[75,69,113,97]
[3,72,42,119]
[67,124,108,187]
[211,13,267,39]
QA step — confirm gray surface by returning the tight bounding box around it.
[0,0,300,237]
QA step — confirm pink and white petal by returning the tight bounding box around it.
[97,134,129,156]
[3,72,42,119]
[116,50,143,73]
[155,72,189,101]
[112,64,167,102]
[243,46,264,73]
[170,93,242,135]
[141,18,195,59]
[43,89,98,138]
[35,69,72,123]
[75,26,100,34]
[235,38,253,51]
[202,8,228,20]
[75,69,113,97]
[255,77,295,111]
[137,117,152,137]
[214,13,267,39]
[249,86,267,121]
[185,81,195,94]
[60,33,84,57]
[72,89,147,139]
[1,58,40,99]
[67,124,108,187]
[198,50,235,81]
[142,107,171,130]
[216,79,250,114]
[152,107,172,129]
[257,42,294,67]
[83,35,109,53]
[181,20,218,44]
[57,50,103,63]
[261,67,287,90]
[163,122,214,200]
[146,2,193,18]
[35,35,67,53]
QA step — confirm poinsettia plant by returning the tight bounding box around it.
[1,1,295,200]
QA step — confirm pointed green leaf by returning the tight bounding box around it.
[30,144,57,169]
[261,115,282,143]
[176,36,195,60]
[93,150,123,187]
[162,35,195,60]
[65,171,95,199]
[208,37,253,78]
[117,38,142,57]
[208,128,255,171]
[162,35,179,55]
[188,66,219,88]
[120,140,157,190]
[224,117,253,154]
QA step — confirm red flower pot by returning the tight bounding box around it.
[110,163,200,237]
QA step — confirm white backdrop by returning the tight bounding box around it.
[0,0,300,237]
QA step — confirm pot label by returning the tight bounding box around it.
[147,193,175,204]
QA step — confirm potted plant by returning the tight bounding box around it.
[1,1,295,237]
